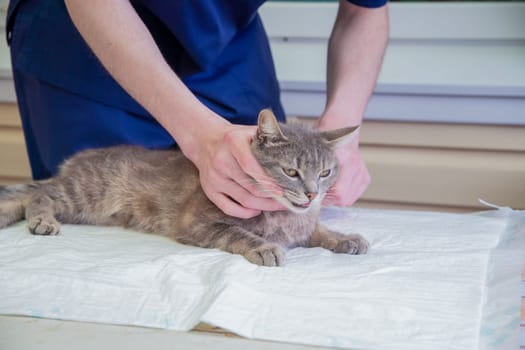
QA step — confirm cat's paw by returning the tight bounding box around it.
[28,215,61,236]
[245,243,285,267]
[334,234,369,255]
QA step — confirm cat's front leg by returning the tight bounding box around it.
[306,224,369,255]
[25,186,63,236]
[178,225,285,267]
[218,227,286,266]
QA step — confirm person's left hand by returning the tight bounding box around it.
[315,115,371,206]
[323,140,371,206]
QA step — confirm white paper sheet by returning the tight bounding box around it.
[0,207,523,350]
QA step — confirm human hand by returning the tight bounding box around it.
[315,116,371,207]
[323,140,371,206]
[190,122,285,219]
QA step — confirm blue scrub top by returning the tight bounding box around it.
[6,0,386,179]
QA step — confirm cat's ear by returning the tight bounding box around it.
[256,109,287,144]
[320,126,360,148]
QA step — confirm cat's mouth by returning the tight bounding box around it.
[291,201,311,209]
[267,187,324,214]
[277,193,324,214]
[269,194,309,214]
[285,200,312,214]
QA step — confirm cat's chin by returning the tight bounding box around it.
[272,196,320,215]
[288,202,312,214]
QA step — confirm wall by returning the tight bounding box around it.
[0,0,30,183]
[344,120,524,211]
[0,103,31,184]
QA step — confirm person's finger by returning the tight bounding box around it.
[210,138,281,201]
[224,127,283,197]
[350,163,371,203]
[221,178,286,212]
[338,163,370,206]
[225,158,279,199]
[202,168,284,217]
[199,171,261,218]
[323,150,371,207]
[209,191,262,219]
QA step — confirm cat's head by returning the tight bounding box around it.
[251,109,358,214]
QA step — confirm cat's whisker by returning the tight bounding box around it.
[256,190,283,198]
[246,171,274,180]
[247,173,279,185]
[259,191,282,198]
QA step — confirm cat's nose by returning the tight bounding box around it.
[305,192,318,201]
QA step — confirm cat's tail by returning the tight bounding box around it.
[0,181,45,229]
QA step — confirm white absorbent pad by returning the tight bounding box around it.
[0,207,523,350]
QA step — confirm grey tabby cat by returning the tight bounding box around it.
[0,109,368,266]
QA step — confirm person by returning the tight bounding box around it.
[6,0,389,219]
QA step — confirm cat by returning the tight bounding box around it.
[0,109,368,266]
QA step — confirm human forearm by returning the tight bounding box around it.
[64,0,228,159]
[319,0,389,129]
[317,1,388,207]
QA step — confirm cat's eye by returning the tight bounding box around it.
[283,168,299,177]
[319,169,331,178]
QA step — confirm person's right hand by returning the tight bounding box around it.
[189,122,285,219]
